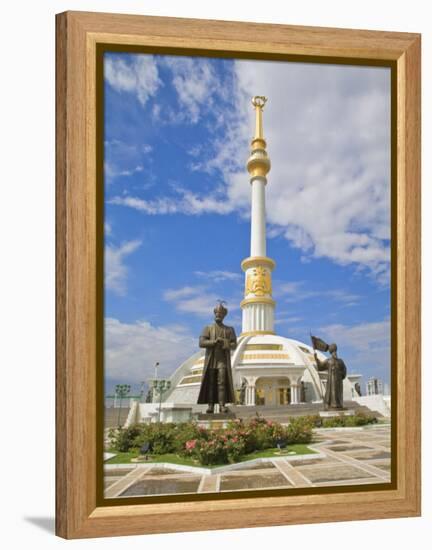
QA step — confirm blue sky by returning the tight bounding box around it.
[103,52,391,395]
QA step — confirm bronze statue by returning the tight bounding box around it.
[311,335,347,410]
[197,302,237,413]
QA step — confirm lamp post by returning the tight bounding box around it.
[154,361,160,379]
[115,384,131,427]
[152,361,160,403]
[152,379,172,423]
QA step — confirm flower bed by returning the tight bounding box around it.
[108,416,316,466]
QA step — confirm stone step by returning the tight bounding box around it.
[230,401,382,421]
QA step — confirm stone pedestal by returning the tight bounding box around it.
[196,412,236,430]
[319,409,355,418]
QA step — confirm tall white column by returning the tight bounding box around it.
[240,96,276,337]
[250,176,267,257]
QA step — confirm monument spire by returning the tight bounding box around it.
[240,96,276,336]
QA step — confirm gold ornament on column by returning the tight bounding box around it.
[245,266,272,296]
[247,96,271,178]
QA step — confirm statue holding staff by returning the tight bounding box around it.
[311,335,347,410]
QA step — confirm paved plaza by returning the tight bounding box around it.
[104,424,391,498]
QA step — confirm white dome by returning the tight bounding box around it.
[231,333,326,403]
[164,332,359,406]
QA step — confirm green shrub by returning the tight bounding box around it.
[185,431,247,465]
[285,416,314,444]
[171,422,204,453]
[320,412,378,428]
[108,425,142,452]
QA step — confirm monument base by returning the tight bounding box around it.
[319,409,355,418]
[196,411,236,429]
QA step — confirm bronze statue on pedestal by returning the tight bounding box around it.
[197,302,237,414]
[311,335,347,410]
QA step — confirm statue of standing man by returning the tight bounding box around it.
[197,302,237,414]
[311,336,347,410]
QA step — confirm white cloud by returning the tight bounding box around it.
[163,285,222,317]
[162,57,219,124]
[274,316,304,325]
[109,188,235,216]
[194,270,242,282]
[105,162,143,180]
[163,284,239,318]
[105,317,196,383]
[104,139,153,183]
[318,319,390,378]
[220,61,392,283]
[163,286,202,301]
[104,55,161,105]
[105,240,141,295]
[275,280,360,305]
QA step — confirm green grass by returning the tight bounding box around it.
[105,444,316,467]
[238,444,316,461]
[105,449,200,466]
[105,451,138,464]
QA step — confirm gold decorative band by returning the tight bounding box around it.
[240,296,276,308]
[239,330,276,337]
[240,353,290,361]
[245,344,283,351]
[178,375,202,386]
[241,256,276,271]
[251,137,267,150]
[247,163,270,178]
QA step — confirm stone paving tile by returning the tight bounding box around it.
[346,450,391,461]
[326,444,374,452]
[289,457,337,466]
[316,450,390,481]
[219,467,278,476]
[121,475,202,496]
[354,437,390,444]
[298,464,374,484]
[313,478,386,487]
[144,467,188,476]
[237,461,277,471]
[105,466,152,498]
[104,468,134,476]
[272,459,312,487]
[105,476,123,485]
[220,471,290,491]
[320,439,351,445]
[369,461,391,472]
[198,475,219,493]
[104,480,120,489]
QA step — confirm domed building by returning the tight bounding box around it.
[162,96,361,409]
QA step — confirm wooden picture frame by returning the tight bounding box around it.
[56,10,421,539]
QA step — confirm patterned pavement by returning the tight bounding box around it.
[104,424,391,498]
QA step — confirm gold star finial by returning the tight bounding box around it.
[251,96,267,109]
